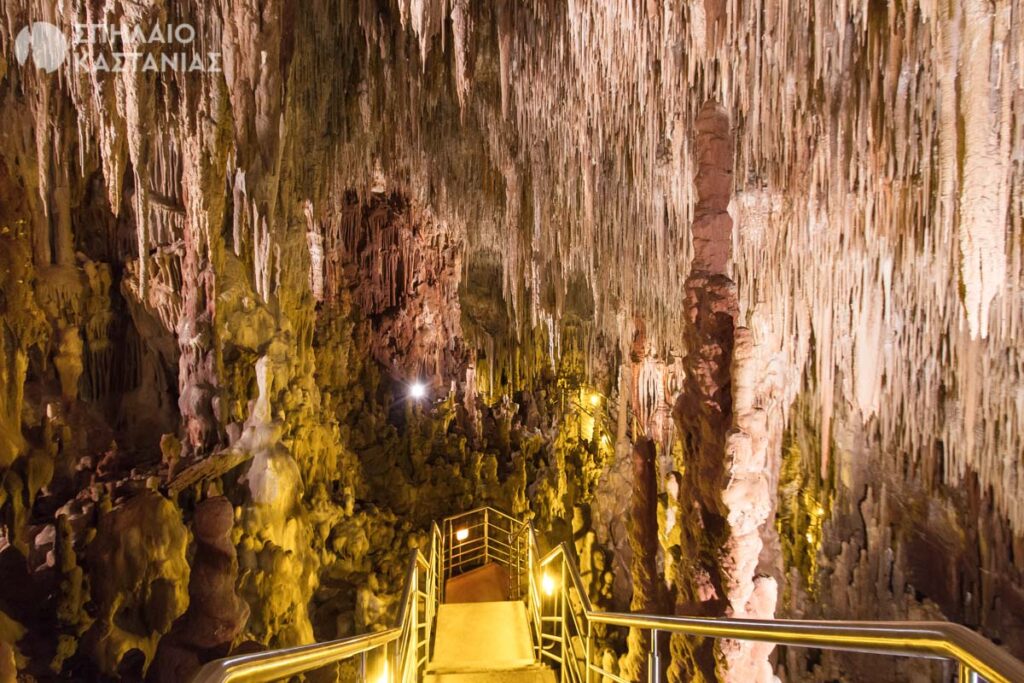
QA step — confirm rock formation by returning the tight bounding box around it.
[82,491,191,678]
[148,496,248,682]
[620,437,663,682]
[669,101,747,682]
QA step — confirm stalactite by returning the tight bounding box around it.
[958,0,1011,340]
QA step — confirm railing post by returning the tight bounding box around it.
[561,558,568,683]
[438,526,445,604]
[585,620,592,683]
[511,523,518,598]
[515,525,521,598]
[958,663,976,683]
[648,629,661,683]
[530,534,540,660]
[411,567,418,681]
[484,508,490,565]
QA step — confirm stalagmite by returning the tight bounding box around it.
[148,497,249,682]
[621,437,663,681]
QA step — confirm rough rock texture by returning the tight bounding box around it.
[669,102,743,683]
[620,437,663,682]
[668,102,779,683]
[83,491,191,678]
[320,193,467,383]
[148,496,248,682]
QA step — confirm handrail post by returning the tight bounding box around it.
[445,521,450,602]
[561,557,568,683]
[425,549,430,666]
[484,508,490,565]
[511,521,518,598]
[411,566,418,681]
[585,620,592,683]
[438,525,445,604]
[513,523,519,599]
[648,629,661,683]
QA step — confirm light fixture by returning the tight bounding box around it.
[589,392,601,407]
[455,528,469,542]
[409,381,427,400]
[541,572,557,596]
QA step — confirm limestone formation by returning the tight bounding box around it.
[620,437,663,681]
[148,496,248,682]
[82,491,191,677]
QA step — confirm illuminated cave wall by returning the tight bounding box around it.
[0,0,1023,681]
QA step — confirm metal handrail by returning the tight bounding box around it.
[192,532,439,683]
[190,628,399,683]
[530,535,1024,683]
[192,506,1024,683]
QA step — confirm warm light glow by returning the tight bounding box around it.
[375,660,389,683]
[455,528,469,542]
[541,572,557,596]
[409,381,427,400]
[589,392,601,407]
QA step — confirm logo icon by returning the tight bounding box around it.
[14,22,68,73]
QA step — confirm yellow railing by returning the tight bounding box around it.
[440,507,526,601]
[193,506,1024,683]
[192,522,442,683]
[525,529,1024,683]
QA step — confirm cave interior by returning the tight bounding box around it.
[0,0,1023,681]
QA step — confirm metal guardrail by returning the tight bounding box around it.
[440,507,525,601]
[519,526,1024,683]
[192,521,442,683]
[192,506,1024,683]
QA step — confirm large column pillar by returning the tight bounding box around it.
[621,436,662,680]
[668,100,739,682]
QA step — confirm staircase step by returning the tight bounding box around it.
[424,667,556,683]
[445,562,511,603]
[429,601,535,673]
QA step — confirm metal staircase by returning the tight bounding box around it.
[193,507,1024,683]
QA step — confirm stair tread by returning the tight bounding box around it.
[445,562,511,603]
[424,668,556,683]
[429,601,536,673]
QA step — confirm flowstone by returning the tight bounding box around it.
[82,492,190,677]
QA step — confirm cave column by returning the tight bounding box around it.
[621,437,663,681]
[668,100,749,682]
[175,137,227,462]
